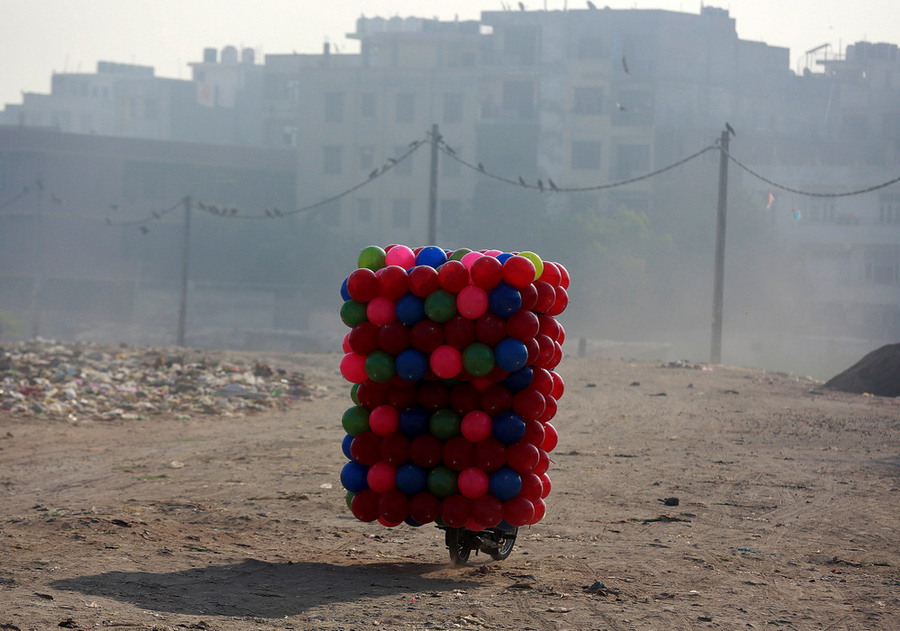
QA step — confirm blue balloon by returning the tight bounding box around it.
[405,516,424,527]
[496,252,514,264]
[340,460,369,493]
[396,293,425,326]
[492,411,526,444]
[504,366,534,392]
[395,463,428,495]
[395,348,428,382]
[341,433,354,459]
[416,245,448,268]
[489,467,522,501]
[495,338,529,372]
[399,406,430,436]
[340,277,351,301]
[489,282,522,318]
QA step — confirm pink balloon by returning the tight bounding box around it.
[369,404,400,436]
[340,353,368,383]
[367,296,396,326]
[430,345,462,379]
[342,333,352,353]
[456,285,488,319]
[461,251,483,270]
[483,249,503,257]
[385,244,416,269]
[457,466,489,499]
[460,410,492,442]
[367,461,396,493]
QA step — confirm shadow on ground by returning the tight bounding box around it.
[51,558,476,618]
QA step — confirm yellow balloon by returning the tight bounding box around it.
[518,251,544,281]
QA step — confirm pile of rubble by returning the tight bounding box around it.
[0,340,318,421]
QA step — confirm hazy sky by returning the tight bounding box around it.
[2,0,899,108]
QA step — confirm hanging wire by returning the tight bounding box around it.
[438,138,718,192]
[0,185,32,212]
[104,197,185,227]
[724,149,900,198]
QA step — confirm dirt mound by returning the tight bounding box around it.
[823,342,900,397]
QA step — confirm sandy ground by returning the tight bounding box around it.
[1,352,898,631]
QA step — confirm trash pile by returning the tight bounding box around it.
[0,340,316,421]
[823,343,900,397]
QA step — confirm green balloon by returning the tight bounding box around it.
[346,491,355,510]
[428,465,458,498]
[518,250,544,281]
[429,408,461,440]
[463,342,495,377]
[342,405,370,436]
[449,248,472,261]
[340,300,367,327]
[358,245,386,271]
[349,382,360,406]
[365,350,395,383]
[424,289,457,323]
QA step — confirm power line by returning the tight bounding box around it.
[437,139,719,192]
[724,150,900,198]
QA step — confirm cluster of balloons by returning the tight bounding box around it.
[339,244,569,531]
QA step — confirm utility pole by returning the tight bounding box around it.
[428,123,440,244]
[710,125,733,364]
[30,176,45,339]
[176,196,192,347]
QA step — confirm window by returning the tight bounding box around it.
[504,25,540,65]
[360,92,376,118]
[879,192,900,223]
[396,93,415,123]
[615,144,650,179]
[359,146,375,170]
[502,80,535,120]
[573,87,604,115]
[325,92,344,123]
[863,247,900,285]
[572,141,602,170]
[444,93,464,124]
[392,199,412,228]
[323,145,343,175]
[357,198,373,224]
[393,146,413,176]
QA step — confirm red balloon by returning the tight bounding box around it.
[378,322,410,354]
[535,334,555,367]
[502,255,537,289]
[502,497,534,527]
[367,462,397,493]
[528,497,546,524]
[376,265,410,300]
[449,383,481,415]
[537,314,561,341]
[367,297,397,326]
[533,281,556,313]
[369,404,400,436]
[456,285,489,319]
[385,384,417,411]
[538,473,552,499]
[410,320,444,353]
[471,495,503,528]
[519,472,543,501]
[539,395,557,423]
[460,410,492,442]
[506,441,540,473]
[523,419,546,446]
[377,515,404,527]
[524,338,540,365]
[340,353,368,383]
[409,265,440,297]
[474,313,506,346]
[512,388,546,421]
[442,437,475,471]
[356,381,389,408]
[547,286,569,316]
[556,322,566,345]
[547,341,563,369]
[444,314,476,349]
[430,345,462,379]
[342,333,351,353]
[506,310,540,342]
[379,489,409,524]
[349,322,380,355]
[541,423,558,452]
[350,489,380,522]
[347,268,379,302]
[438,259,470,293]
[440,495,470,528]
[550,372,565,399]
[416,381,450,412]
[474,438,507,472]
[410,434,443,468]
[480,384,512,415]
[457,466,489,499]
[538,261,562,286]
[350,432,382,466]
[470,256,504,290]
[380,432,411,466]
[519,283,538,311]
[557,262,571,289]
[531,368,554,396]
[409,492,440,524]
[534,449,550,475]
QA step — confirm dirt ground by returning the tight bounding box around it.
[1,350,898,631]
